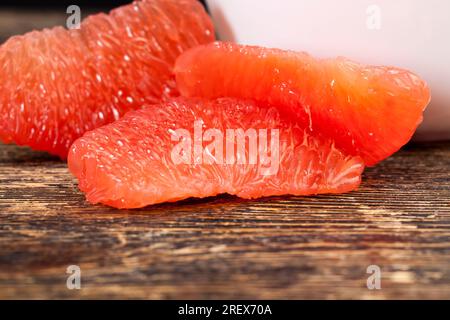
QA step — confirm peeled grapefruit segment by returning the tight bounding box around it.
[0,0,214,158]
[175,42,431,166]
[68,97,364,209]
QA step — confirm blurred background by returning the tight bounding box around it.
[0,1,132,43]
[0,1,208,42]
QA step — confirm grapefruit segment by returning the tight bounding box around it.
[0,0,214,158]
[68,97,364,209]
[175,42,431,166]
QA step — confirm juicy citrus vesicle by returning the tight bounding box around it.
[68,97,364,209]
[175,42,430,166]
[0,0,214,158]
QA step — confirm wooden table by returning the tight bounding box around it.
[0,141,449,299]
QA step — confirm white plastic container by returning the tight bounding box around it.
[206,0,450,140]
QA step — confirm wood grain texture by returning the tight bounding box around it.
[0,141,449,299]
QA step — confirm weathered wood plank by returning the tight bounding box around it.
[0,142,449,299]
